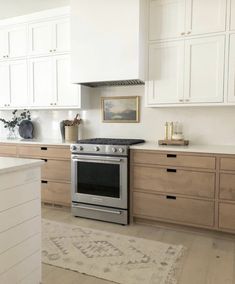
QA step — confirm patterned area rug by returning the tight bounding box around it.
[42,219,185,284]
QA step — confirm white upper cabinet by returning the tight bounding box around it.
[55,55,80,107]
[0,25,27,60]
[29,57,54,107]
[184,35,225,103]
[0,63,10,107]
[149,0,227,41]
[0,60,28,108]
[185,0,227,36]
[30,55,81,108]
[147,41,184,104]
[230,0,235,30]
[29,18,70,56]
[149,0,186,41]
[228,34,235,102]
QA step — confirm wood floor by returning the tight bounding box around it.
[42,206,235,284]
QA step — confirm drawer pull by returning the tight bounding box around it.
[41,180,48,184]
[41,147,48,151]
[41,159,48,162]
[167,154,177,158]
[167,168,177,173]
[166,195,176,200]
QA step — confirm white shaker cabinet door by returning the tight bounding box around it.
[29,21,54,56]
[54,18,70,53]
[149,0,186,41]
[29,57,54,107]
[230,0,235,30]
[147,41,184,105]
[0,30,8,60]
[228,34,235,102]
[9,60,28,107]
[185,0,226,36]
[184,35,225,103]
[54,55,80,107]
[8,25,27,58]
[0,63,10,107]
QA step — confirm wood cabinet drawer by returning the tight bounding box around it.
[220,157,235,171]
[219,202,235,231]
[42,159,70,182]
[133,166,215,198]
[0,144,17,157]
[219,173,235,200]
[18,145,70,160]
[133,191,214,227]
[41,181,71,206]
[132,151,216,169]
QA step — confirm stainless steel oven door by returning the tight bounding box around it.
[71,155,128,209]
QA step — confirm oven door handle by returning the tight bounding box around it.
[72,156,122,163]
[72,204,122,215]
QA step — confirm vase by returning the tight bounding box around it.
[7,127,17,140]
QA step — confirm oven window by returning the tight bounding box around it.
[77,162,120,198]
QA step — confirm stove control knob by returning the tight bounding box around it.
[119,148,125,153]
[71,145,77,151]
[111,147,117,153]
[94,146,100,152]
[78,146,83,151]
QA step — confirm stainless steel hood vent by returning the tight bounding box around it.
[80,79,145,88]
[71,0,147,87]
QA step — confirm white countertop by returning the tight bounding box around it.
[0,138,71,146]
[130,142,235,155]
[0,157,44,174]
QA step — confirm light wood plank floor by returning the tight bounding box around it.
[42,206,235,284]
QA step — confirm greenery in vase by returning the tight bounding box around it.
[0,109,31,129]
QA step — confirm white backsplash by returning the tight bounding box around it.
[1,85,235,145]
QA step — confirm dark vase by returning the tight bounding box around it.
[18,120,34,139]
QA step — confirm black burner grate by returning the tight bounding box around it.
[77,138,145,146]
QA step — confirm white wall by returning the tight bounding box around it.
[1,85,235,145]
[0,0,70,19]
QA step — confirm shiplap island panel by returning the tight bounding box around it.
[0,157,43,284]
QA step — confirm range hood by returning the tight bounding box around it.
[71,0,147,87]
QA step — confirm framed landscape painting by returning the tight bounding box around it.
[101,96,140,123]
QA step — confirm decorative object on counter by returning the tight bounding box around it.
[101,96,139,123]
[18,110,33,139]
[0,109,32,139]
[60,121,65,140]
[63,114,82,142]
[160,121,189,146]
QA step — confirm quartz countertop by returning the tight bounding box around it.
[0,138,71,146]
[0,157,44,174]
[130,142,235,155]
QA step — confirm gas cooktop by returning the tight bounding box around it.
[76,138,145,146]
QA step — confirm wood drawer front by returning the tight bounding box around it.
[220,157,235,171]
[133,166,215,198]
[41,181,71,206]
[133,192,214,227]
[18,145,70,159]
[219,202,235,231]
[219,173,235,200]
[133,152,216,169]
[42,159,71,182]
[0,145,17,157]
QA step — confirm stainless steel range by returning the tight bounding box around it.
[70,138,145,225]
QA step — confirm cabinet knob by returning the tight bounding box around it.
[49,50,52,52]
[185,99,190,102]
[53,49,56,52]
[181,32,185,36]
[187,31,191,35]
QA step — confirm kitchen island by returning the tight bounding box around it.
[0,157,44,283]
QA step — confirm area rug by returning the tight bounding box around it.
[42,219,185,284]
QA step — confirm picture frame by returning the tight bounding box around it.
[101,96,140,123]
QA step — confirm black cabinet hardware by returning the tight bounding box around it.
[166,195,176,200]
[166,168,177,173]
[41,180,48,184]
[167,154,177,158]
[41,147,48,151]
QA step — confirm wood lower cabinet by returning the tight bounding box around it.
[219,203,235,231]
[17,143,71,206]
[133,191,214,227]
[131,150,216,230]
[41,181,71,206]
[0,143,17,157]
